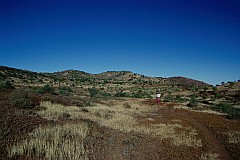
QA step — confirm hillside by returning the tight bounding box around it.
[0,66,209,88]
[168,76,210,88]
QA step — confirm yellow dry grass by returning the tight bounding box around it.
[173,104,225,115]
[37,101,202,147]
[228,131,240,143]
[9,123,89,160]
[200,152,219,160]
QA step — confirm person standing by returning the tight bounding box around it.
[156,91,161,105]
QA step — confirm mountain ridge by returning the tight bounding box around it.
[0,66,210,87]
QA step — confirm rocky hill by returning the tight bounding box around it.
[0,66,209,88]
[168,76,210,88]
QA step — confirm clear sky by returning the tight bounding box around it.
[0,0,239,85]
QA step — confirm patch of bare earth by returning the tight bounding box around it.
[137,102,240,160]
[86,121,202,160]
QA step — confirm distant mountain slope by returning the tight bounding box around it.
[168,76,210,88]
[53,70,91,77]
[0,66,210,88]
[94,71,160,82]
[0,66,54,86]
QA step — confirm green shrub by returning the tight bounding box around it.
[175,95,186,103]
[211,93,221,101]
[101,92,111,97]
[0,80,14,90]
[131,91,151,98]
[228,81,234,86]
[211,103,240,119]
[187,94,198,108]
[88,87,99,97]
[212,86,217,92]
[59,86,73,96]
[38,84,55,94]
[164,95,174,102]
[11,89,40,109]
[115,92,130,97]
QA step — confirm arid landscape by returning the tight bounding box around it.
[0,66,239,160]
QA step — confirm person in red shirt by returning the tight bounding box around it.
[156,91,161,105]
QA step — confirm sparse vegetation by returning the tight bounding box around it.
[37,101,202,147]
[9,123,89,160]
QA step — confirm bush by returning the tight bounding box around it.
[101,92,111,97]
[131,91,151,98]
[228,81,235,86]
[115,92,129,97]
[212,86,217,92]
[211,103,240,119]
[89,87,99,97]
[123,103,131,109]
[11,89,40,109]
[0,80,14,90]
[164,95,174,102]
[187,94,198,108]
[211,93,221,101]
[59,86,73,96]
[38,84,55,94]
[175,95,186,103]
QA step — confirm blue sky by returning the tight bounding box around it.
[0,0,240,85]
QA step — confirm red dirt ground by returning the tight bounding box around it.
[85,101,240,160]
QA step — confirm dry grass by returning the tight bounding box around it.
[173,105,225,115]
[38,101,80,120]
[150,124,202,147]
[200,152,219,160]
[9,123,89,160]
[228,131,240,143]
[37,101,202,147]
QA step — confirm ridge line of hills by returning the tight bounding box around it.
[0,65,209,88]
